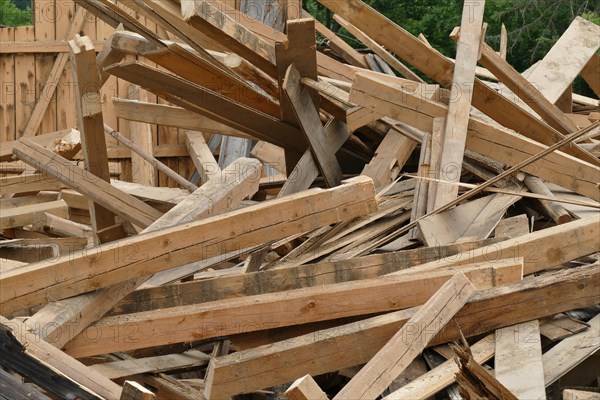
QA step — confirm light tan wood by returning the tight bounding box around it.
[334,273,475,400]
[285,375,329,400]
[12,139,162,229]
[334,15,423,83]
[65,261,520,359]
[251,141,287,175]
[69,34,120,242]
[524,17,600,104]
[0,200,68,230]
[580,54,600,97]
[283,64,342,187]
[185,131,221,184]
[523,174,573,224]
[495,320,546,399]
[312,16,368,68]
[91,350,210,380]
[432,1,485,208]
[205,264,597,398]
[0,174,64,197]
[361,129,416,191]
[128,87,156,187]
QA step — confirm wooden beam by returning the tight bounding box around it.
[0,177,376,316]
[285,375,328,400]
[120,381,156,400]
[432,1,485,208]
[283,64,343,187]
[181,0,277,77]
[524,17,600,104]
[65,261,520,359]
[334,15,423,83]
[350,72,600,201]
[12,139,162,229]
[563,390,600,400]
[90,350,210,380]
[112,99,253,139]
[203,264,598,398]
[580,54,600,97]
[69,34,120,243]
[334,273,475,400]
[312,16,368,68]
[0,174,65,196]
[185,131,221,184]
[128,87,156,187]
[0,200,69,230]
[495,320,546,399]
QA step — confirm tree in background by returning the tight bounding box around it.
[306,0,599,95]
[0,0,32,26]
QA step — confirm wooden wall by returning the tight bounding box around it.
[0,0,195,187]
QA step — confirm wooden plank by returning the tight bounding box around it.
[56,1,78,133]
[524,17,600,104]
[543,313,600,386]
[495,320,546,399]
[0,317,121,400]
[0,200,69,230]
[251,141,286,175]
[90,350,210,380]
[316,0,597,164]
[523,174,572,224]
[285,375,329,400]
[432,1,485,208]
[22,8,87,138]
[12,139,162,229]
[361,128,416,191]
[312,17,368,68]
[69,34,120,242]
[112,99,253,139]
[0,176,376,316]
[185,131,221,184]
[283,64,342,187]
[563,389,600,400]
[14,26,36,139]
[334,273,475,400]
[128,87,156,186]
[539,313,589,341]
[0,27,15,142]
[384,334,496,400]
[67,261,521,360]
[204,264,598,398]
[334,15,423,83]
[181,0,277,77]
[34,0,57,136]
[0,173,64,196]
[418,193,520,246]
[350,72,600,201]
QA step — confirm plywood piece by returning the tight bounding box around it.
[524,17,600,104]
[418,193,520,246]
[333,273,476,400]
[495,320,546,399]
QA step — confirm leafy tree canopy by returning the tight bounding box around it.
[0,0,31,26]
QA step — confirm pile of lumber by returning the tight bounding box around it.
[1,0,599,399]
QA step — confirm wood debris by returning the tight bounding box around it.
[0,0,598,399]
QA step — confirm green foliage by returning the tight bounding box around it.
[0,0,32,26]
[305,0,599,96]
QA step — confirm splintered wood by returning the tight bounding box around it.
[0,0,598,399]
